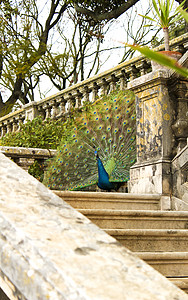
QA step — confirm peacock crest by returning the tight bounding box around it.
[44,89,136,191]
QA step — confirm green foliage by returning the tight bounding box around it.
[140,0,184,29]
[28,160,45,182]
[0,116,65,149]
[0,116,67,182]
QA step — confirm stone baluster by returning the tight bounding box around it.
[51,100,59,119]
[129,64,139,81]
[57,97,66,117]
[109,74,118,92]
[100,78,108,95]
[72,91,82,109]
[136,60,150,76]
[6,120,12,134]
[0,123,6,137]
[17,114,25,131]
[0,124,2,138]
[81,86,90,104]
[117,70,127,90]
[37,106,46,120]
[12,118,18,132]
[43,103,52,120]
[171,77,188,152]
[91,82,99,102]
[67,94,75,112]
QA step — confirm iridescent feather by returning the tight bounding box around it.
[44,90,136,191]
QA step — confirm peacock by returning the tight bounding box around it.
[43,89,136,191]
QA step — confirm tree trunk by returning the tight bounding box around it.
[163,27,170,51]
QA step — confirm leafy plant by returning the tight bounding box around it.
[0,116,67,182]
[140,0,185,50]
[0,117,65,149]
[28,160,45,182]
[126,4,188,78]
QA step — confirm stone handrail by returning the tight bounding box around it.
[0,152,187,300]
[1,33,188,137]
[0,146,57,171]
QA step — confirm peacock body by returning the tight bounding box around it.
[44,90,136,191]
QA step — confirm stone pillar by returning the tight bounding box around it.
[128,70,174,208]
[25,102,40,121]
[170,76,188,152]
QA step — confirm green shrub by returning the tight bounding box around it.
[0,116,65,149]
[0,116,66,182]
[28,160,45,182]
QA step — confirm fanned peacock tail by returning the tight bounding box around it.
[43,89,136,191]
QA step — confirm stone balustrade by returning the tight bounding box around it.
[1,33,188,137]
[0,146,57,171]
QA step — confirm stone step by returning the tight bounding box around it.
[105,229,188,252]
[169,277,188,294]
[54,191,161,210]
[78,209,188,229]
[136,252,188,277]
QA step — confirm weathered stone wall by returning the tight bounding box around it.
[128,52,188,200]
[171,139,188,209]
[0,153,187,300]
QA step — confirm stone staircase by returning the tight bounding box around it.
[54,190,188,294]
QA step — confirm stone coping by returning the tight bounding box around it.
[0,153,188,299]
[0,146,57,159]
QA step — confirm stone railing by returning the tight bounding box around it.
[1,33,188,137]
[0,152,187,300]
[0,146,57,171]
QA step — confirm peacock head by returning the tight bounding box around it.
[94,147,99,159]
